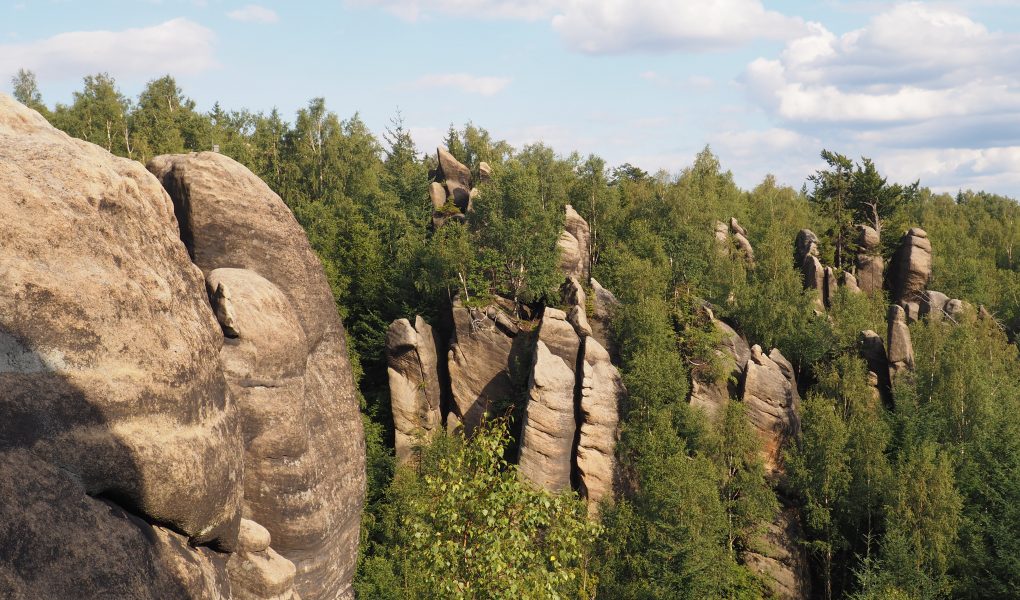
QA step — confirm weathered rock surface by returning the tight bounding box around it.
[689,319,750,418]
[841,271,860,294]
[919,290,950,321]
[856,254,885,295]
[888,227,932,303]
[564,205,591,280]
[148,151,365,599]
[887,305,915,381]
[859,330,891,405]
[0,92,245,595]
[741,345,800,475]
[436,148,472,211]
[795,229,820,267]
[802,255,825,310]
[577,337,623,508]
[448,299,530,431]
[386,317,443,463]
[519,341,577,492]
[590,277,620,352]
[558,229,584,281]
[227,519,299,600]
[742,506,812,600]
[716,218,755,265]
[824,266,839,308]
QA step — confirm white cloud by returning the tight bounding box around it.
[0,18,216,80]
[227,4,280,23]
[347,0,557,21]
[411,73,511,96]
[352,0,806,52]
[551,0,808,53]
[744,3,1020,126]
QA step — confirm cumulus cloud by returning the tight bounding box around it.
[411,73,511,95]
[347,0,557,21]
[551,0,808,53]
[351,0,806,51]
[227,4,280,23]
[744,3,1020,126]
[0,18,216,80]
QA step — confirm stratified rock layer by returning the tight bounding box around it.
[519,340,577,492]
[148,151,365,600]
[888,228,932,303]
[577,337,623,508]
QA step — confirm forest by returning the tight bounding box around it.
[12,68,1020,600]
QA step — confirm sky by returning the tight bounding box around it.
[3,0,1020,197]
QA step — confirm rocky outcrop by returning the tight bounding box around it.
[1,99,244,553]
[148,151,365,599]
[386,317,443,463]
[1,95,353,598]
[577,337,623,509]
[742,506,812,600]
[741,345,800,476]
[689,318,750,419]
[716,218,755,265]
[559,205,591,281]
[519,339,578,492]
[448,298,531,432]
[888,228,932,303]
[590,277,619,353]
[430,147,479,226]
[859,330,892,405]
[887,305,915,381]
[795,229,820,268]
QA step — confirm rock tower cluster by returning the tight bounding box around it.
[387,151,625,511]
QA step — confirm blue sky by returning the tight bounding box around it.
[4,0,1020,196]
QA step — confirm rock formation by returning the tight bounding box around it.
[148,151,366,599]
[716,218,755,265]
[0,94,369,598]
[741,345,801,476]
[447,298,531,432]
[590,277,620,353]
[386,317,443,463]
[430,147,479,226]
[859,330,892,405]
[689,317,750,418]
[888,227,932,303]
[577,337,623,508]
[519,339,578,492]
[887,305,915,381]
[795,229,820,268]
[742,507,812,600]
[558,205,591,281]
[855,225,884,295]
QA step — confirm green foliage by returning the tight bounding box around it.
[357,422,600,599]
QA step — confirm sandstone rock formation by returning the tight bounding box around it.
[887,305,915,381]
[519,340,578,492]
[558,205,591,281]
[716,218,755,265]
[430,147,478,226]
[689,318,750,418]
[742,506,812,600]
[577,337,624,508]
[386,317,443,463]
[1,94,363,598]
[888,227,932,303]
[590,277,620,353]
[147,151,366,599]
[859,330,892,405]
[448,298,530,432]
[794,229,820,268]
[741,345,801,476]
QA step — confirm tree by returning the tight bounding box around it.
[131,75,209,162]
[850,158,918,238]
[10,68,46,115]
[808,150,855,269]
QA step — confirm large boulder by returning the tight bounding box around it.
[0,91,245,600]
[794,229,819,267]
[577,338,623,510]
[386,317,443,464]
[888,228,932,303]
[436,148,472,211]
[0,95,265,597]
[741,345,800,476]
[148,152,365,600]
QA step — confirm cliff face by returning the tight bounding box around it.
[0,95,365,599]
